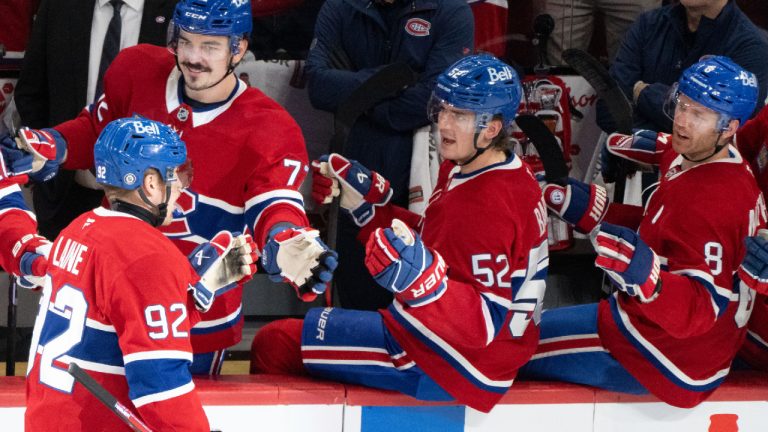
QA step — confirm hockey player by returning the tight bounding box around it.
[523,56,765,408]
[728,106,768,372]
[0,0,337,375]
[24,117,257,431]
[250,54,549,413]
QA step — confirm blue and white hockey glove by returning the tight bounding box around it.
[261,226,338,302]
[543,177,608,234]
[738,229,768,295]
[592,223,661,303]
[311,153,392,226]
[365,219,448,307]
[606,129,668,166]
[0,144,29,186]
[0,128,67,182]
[188,231,258,312]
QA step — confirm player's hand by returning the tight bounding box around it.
[738,229,768,295]
[261,226,338,302]
[543,177,608,234]
[10,233,51,290]
[0,128,67,182]
[365,219,448,307]
[0,141,29,187]
[606,129,668,166]
[591,223,661,303]
[188,231,258,312]
[311,153,392,226]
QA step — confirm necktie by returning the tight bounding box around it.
[94,0,124,101]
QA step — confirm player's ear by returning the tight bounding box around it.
[141,169,162,196]
[484,119,502,141]
[722,118,740,141]
[233,38,249,64]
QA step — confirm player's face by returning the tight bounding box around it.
[671,94,725,159]
[161,167,187,226]
[436,104,478,163]
[176,30,232,91]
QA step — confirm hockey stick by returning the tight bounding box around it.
[5,275,16,376]
[515,114,569,185]
[561,48,634,203]
[320,62,418,305]
[68,362,154,432]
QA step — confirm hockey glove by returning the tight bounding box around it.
[10,233,51,290]
[0,143,29,186]
[606,129,669,166]
[365,219,448,307]
[543,177,608,234]
[188,231,258,312]
[738,229,768,295]
[261,226,338,302]
[311,153,392,226]
[592,223,661,303]
[0,128,66,182]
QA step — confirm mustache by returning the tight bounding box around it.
[182,62,211,72]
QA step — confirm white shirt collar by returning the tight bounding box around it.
[98,0,143,12]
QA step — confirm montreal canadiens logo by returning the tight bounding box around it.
[405,18,431,37]
[548,188,565,205]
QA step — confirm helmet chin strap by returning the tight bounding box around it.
[681,131,726,163]
[130,183,173,227]
[456,131,489,167]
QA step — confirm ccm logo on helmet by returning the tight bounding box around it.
[405,18,431,37]
[184,11,206,19]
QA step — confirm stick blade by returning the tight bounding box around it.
[515,114,569,184]
[562,48,633,134]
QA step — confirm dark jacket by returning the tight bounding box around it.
[596,0,768,133]
[306,0,473,201]
[14,0,175,239]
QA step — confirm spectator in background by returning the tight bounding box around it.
[468,0,508,58]
[305,0,474,310]
[249,0,324,60]
[13,0,176,240]
[596,0,768,134]
[0,0,38,135]
[537,0,660,65]
[0,0,38,65]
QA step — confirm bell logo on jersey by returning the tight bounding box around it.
[51,237,89,276]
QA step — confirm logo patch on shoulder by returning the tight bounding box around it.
[405,18,431,37]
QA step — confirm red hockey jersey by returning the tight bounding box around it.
[0,181,38,275]
[737,104,768,195]
[366,155,548,412]
[25,208,208,431]
[598,144,766,408]
[55,44,310,352]
[740,293,768,371]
